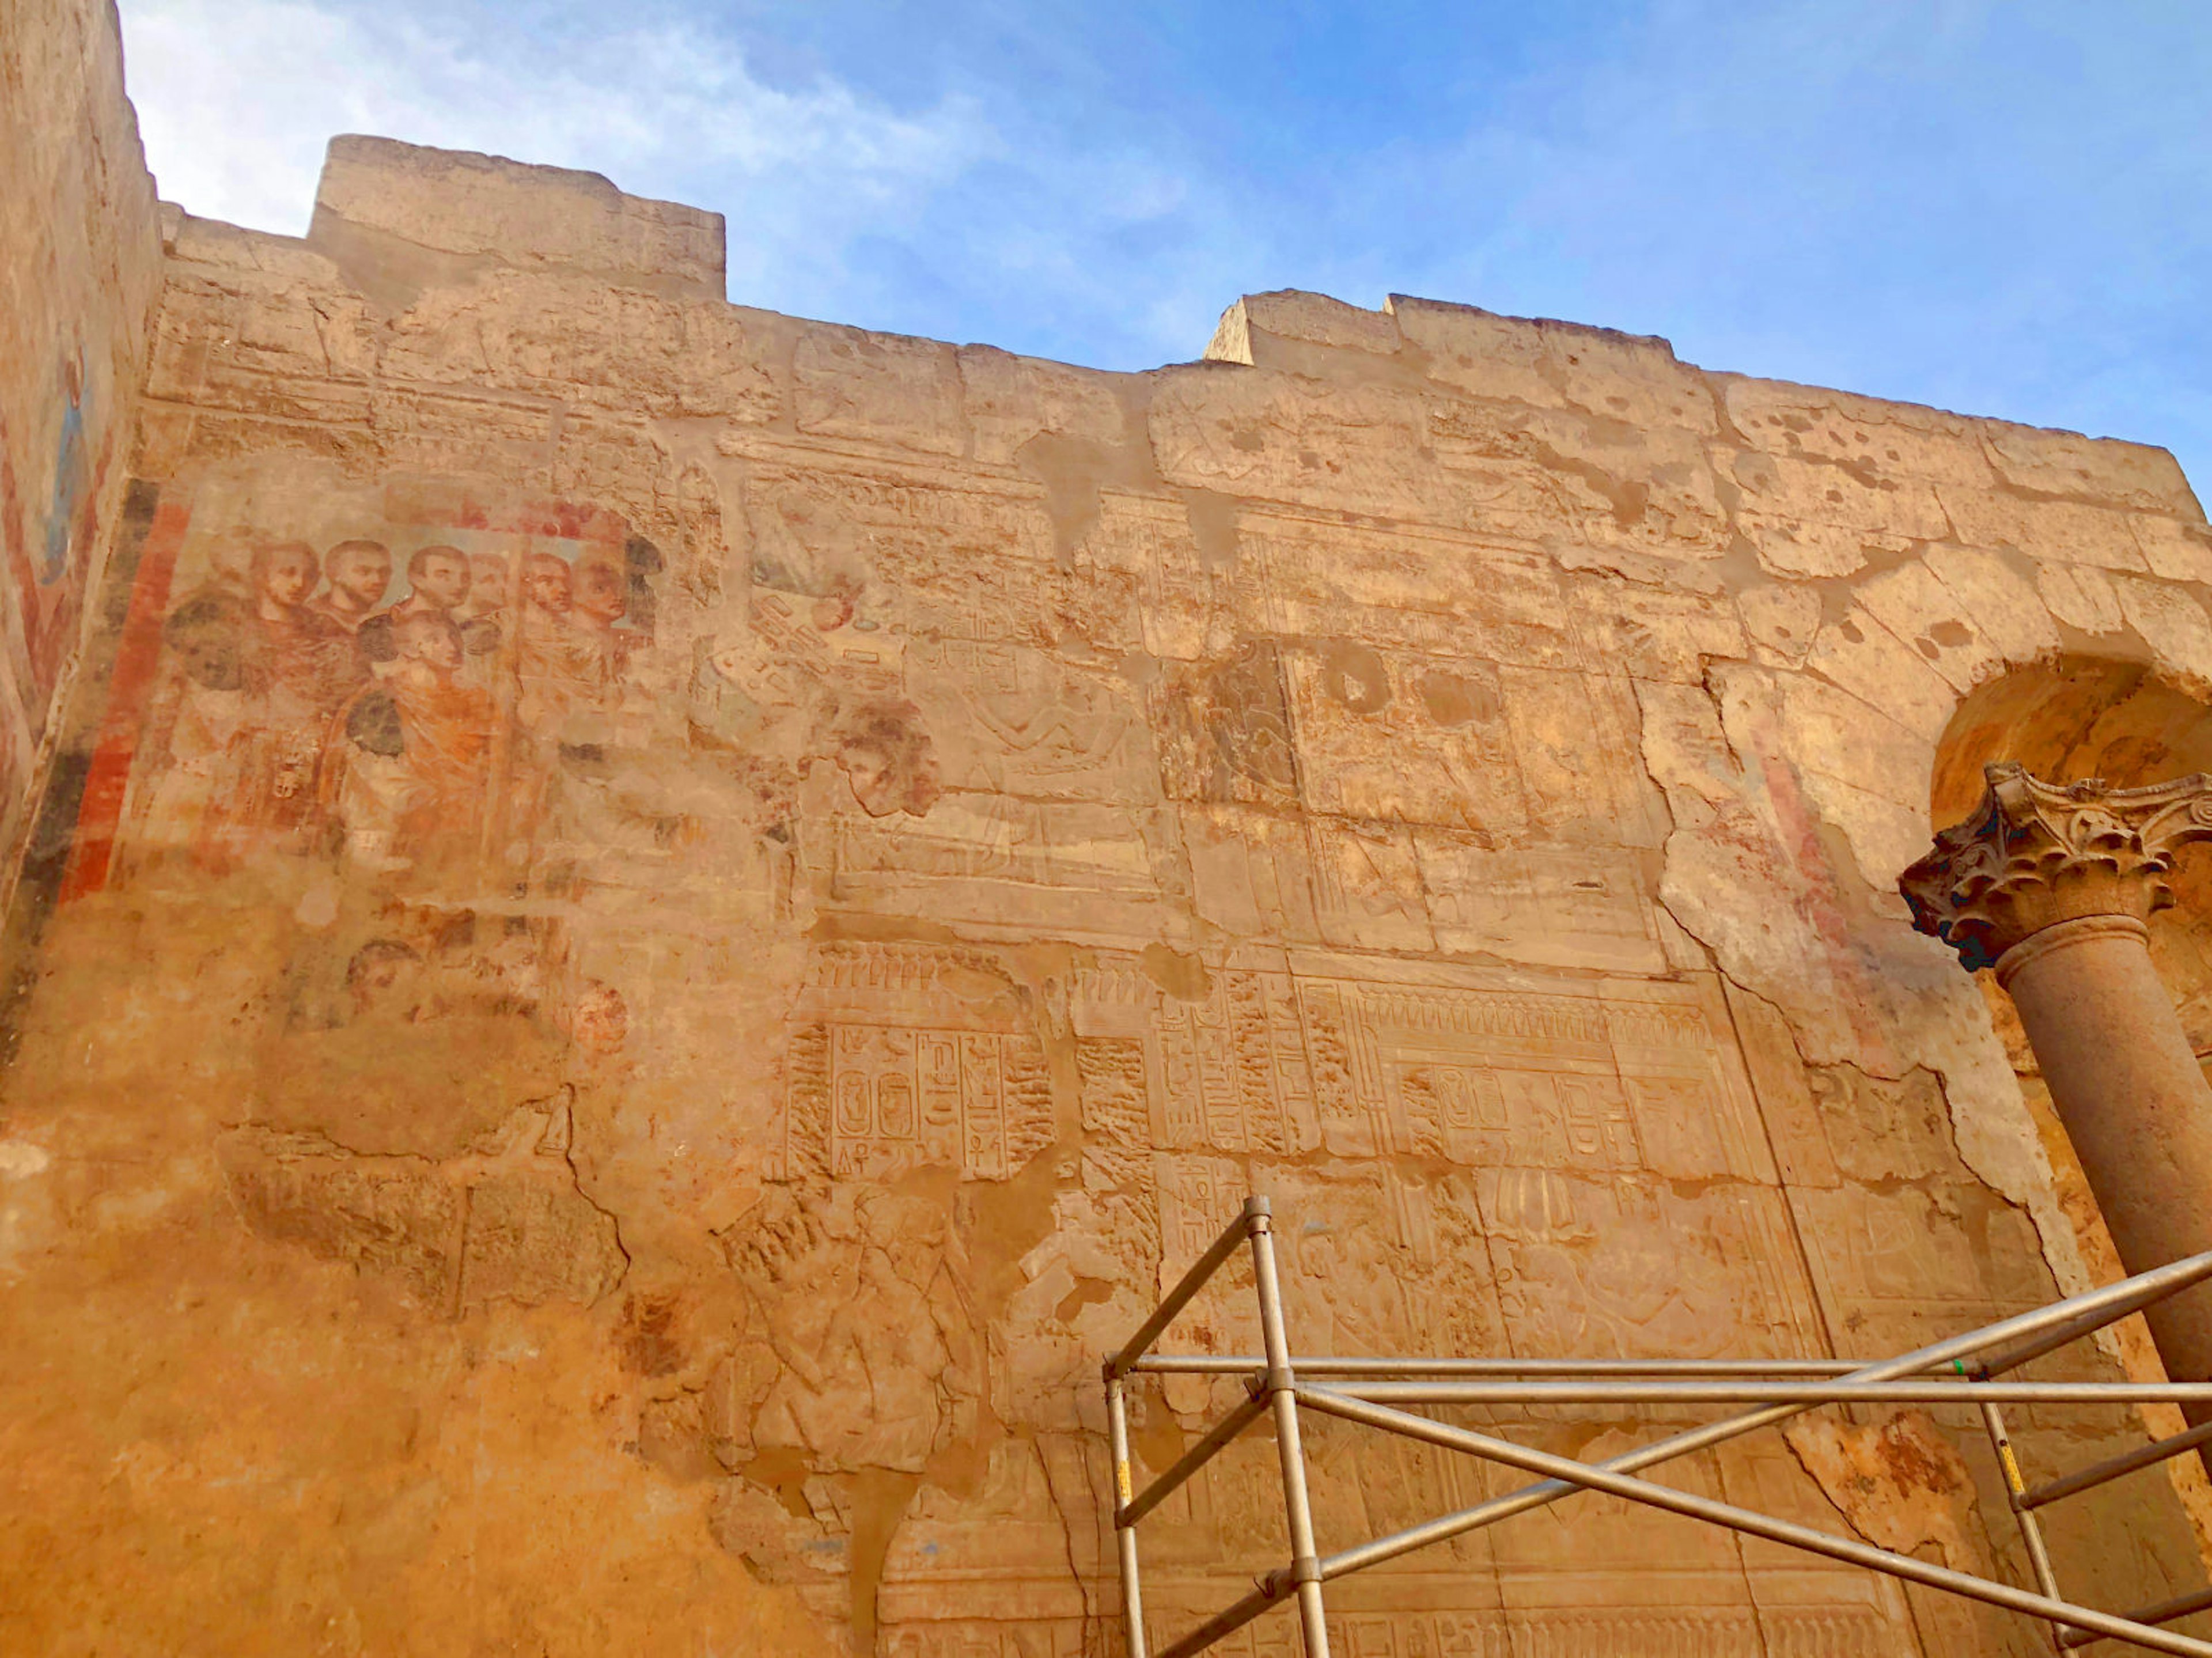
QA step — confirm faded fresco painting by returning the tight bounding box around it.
[99,481,653,892]
[0,0,160,872]
[46,456,967,1165]
[0,340,118,851]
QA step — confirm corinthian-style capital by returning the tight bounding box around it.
[1900,762,2212,970]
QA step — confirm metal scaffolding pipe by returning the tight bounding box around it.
[1306,1246,2212,1581]
[1125,1355,1961,1377]
[1978,1399,2063,1625]
[1119,1392,1268,1530]
[2059,1585,2212,1651]
[1296,1384,2212,1658]
[1106,1201,2212,1658]
[1150,1583,1279,1658]
[1108,1198,1266,1379]
[1249,1211,1330,1658]
[1321,1381,2212,1405]
[1104,1376,1152,1658]
[2025,1420,2212,1512]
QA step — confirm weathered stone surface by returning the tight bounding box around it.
[9,7,2212,1651]
[1393,295,1718,434]
[1718,376,1984,578]
[313,134,726,293]
[0,0,162,883]
[794,327,967,457]
[1941,487,2154,572]
[1981,423,2203,517]
[1784,1411,1984,1570]
[1207,289,1406,364]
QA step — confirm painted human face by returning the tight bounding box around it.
[402,616,465,672]
[523,555,573,615]
[329,544,393,610]
[167,593,245,691]
[259,546,317,607]
[571,983,629,1056]
[838,737,942,817]
[574,560,627,626]
[469,553,510,609]
[411,548,471,611]
[840,743,895,814]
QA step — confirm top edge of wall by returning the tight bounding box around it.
[309,134,726,296]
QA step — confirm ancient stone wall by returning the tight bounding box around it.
[10,7,2212,1655]
[0,0,163,898]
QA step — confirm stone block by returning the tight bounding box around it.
[1392,294,1718,434]
[1981,423,2203,516]
[310,134,725,292]
[1204,288,1406,364]
[793,326,965,457]
[1940,486,2153,571]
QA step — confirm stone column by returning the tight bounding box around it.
[1903,762,2212,1388]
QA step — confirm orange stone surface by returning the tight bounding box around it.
[10,2,2212,1653]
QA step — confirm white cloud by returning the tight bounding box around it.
[110,0,2212,481]
[119,0,996,243]
[115,0,1243,363]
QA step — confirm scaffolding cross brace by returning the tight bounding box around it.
[1101,1195,2212,1658]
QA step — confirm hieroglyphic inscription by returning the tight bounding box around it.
[1139,1606,1503,1658]
[1074,962,1319,1158]
[1071,489,1240,661]
[1280,637,1664,847]
[1789,1182,2056,1354]
[737,448,1065,646]
[1233,513,1577,669]
[1069,962,1819,1364]
[906,637,1158,802]
[1416,842,1665,973]
[1259,1164,1508,1362]
[1283,642,1526,832]
[1073,963,1778,1180]
[1154,641,1300,808]
[825,1024,1032,1180]
[782,942,1052,1182]
[1479,1168,1820,1359]
[821,796,1188,941]
[1603,985,1778,1183]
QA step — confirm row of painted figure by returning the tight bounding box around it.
[124,534,649,881]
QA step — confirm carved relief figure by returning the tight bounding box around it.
[725,1186,981,1472]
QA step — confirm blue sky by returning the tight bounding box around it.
[123,0,2212,495]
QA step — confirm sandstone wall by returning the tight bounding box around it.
[10,36,2212,1658]
[0,0,162,900]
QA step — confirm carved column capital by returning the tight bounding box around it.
[1900,762,2212,970]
